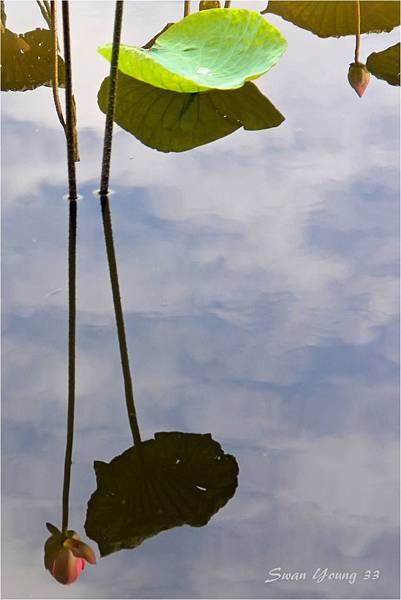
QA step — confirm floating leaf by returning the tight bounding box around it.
[367,43,400,86]
[98,8,287,92]
[98,72,284,152]
[85,432,239,556]
[1,27,65,92]
[262,1,400,37]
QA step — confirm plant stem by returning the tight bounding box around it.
[99,0,124,196]
[354,0,361,63]
[100,194,142,446]
[59,0,79,162]
[1,0,6,31]
[61,1,77,197]
[62,197,77,532]
[36,0,51,27]
[184,0,190,16]
[50,1,67,132]
[224,1,231,7]
[61,0,78,532]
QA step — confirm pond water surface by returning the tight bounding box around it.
[2,1,400,599]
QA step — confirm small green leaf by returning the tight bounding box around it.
[262,1,400,38]
[98,73,284,153]
[98,8,287,92]
[367,43,400,87]
[46,522,61,535]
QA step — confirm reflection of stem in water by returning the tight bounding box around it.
[99,1,124,196]
[184,1,190,17]
[62,197,77,531]
[100,195,142,446]
[354,0,361,62]
[50,1,66,131]
[61,0,78,532]
[98,1,142,446]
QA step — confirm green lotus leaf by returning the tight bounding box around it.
[98,72,284,153]
[98,8,287,92]
[262,1,400,38]
[85,432,239,556]
[367,43,400,87]
[1,28,65,92]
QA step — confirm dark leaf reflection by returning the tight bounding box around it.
[85,432,239,556]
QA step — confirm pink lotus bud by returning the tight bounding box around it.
[348,62,370,97]
[44,523,96,585]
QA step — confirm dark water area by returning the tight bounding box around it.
[1,1,400,598]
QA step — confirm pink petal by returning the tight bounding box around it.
[353,81,369,98]
[77,557,86,571]
[50,548,83,585]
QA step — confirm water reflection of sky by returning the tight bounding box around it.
[2,1,399,598]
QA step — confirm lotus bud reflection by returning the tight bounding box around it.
[44,523,96,585]
[348,62,370,97]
